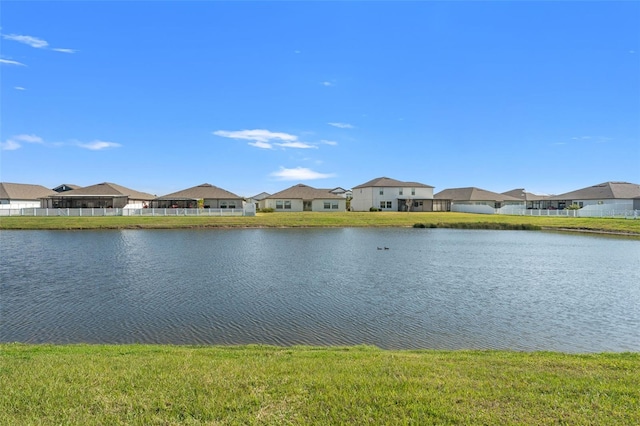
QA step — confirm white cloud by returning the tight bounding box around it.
[274,141,317,149]
[322,81,333,87]
[270,167,336,180]
[52,48,77,54]
[77,140,122,150]
[0,58,26,66]
[248,141,273,149]
[320,139,338,146]
[0,139,21,151]
[328,122,354,129]
[14,86,26,90]
[3,34,48,49]
[214,129,297,143]
[15,134,43,143]
[0,134,42,150]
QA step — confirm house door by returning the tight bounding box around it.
[303,201,312,211]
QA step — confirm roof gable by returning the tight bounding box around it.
[0,182,57,200]
[353,176,434,189]
[49,182,155,200]
[435,187,522,202]
[155,183,242,200]
[266,184,344,200]
[549,182,640,200]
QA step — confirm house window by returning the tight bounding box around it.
[380,201,386,209]
[324,202,331,209]
[229,202,236,209]
[379,189,384,195]
[386,201,392,209]
[414,201,423,207]
[411,188,415,196]
[399,189,403,195]
[331,202,339,209]
[284,201,291,209]
[220,201,228,209]
[276,200,283,209]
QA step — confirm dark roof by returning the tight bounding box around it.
[48,182,155,200]
[249,192,271,201]
[435,187,523,202]
[266,184,344,200]
[52,184,81,192]
[502,188,549,201]
[548,182,640,200]
[353,176,434,189]
[155,183,242,200]
[0,182,58,200]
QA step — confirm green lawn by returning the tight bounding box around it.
[1,344,638,425]
[1,211,639,235]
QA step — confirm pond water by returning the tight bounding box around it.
[1,228,638,352]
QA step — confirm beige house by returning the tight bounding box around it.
[153,183,244,209]
[42,182,155,209]
[351,177,435,212]
[0,182,57,209]
[502,188,550,209]
[261,184,346,212]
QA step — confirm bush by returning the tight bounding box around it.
[258,207,275,213]
[369,207,380,212]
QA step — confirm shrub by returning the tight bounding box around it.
[258,207,275,213]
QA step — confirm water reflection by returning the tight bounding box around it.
[1,228,638,351]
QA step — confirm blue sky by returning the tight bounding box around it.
[1,1,638,197]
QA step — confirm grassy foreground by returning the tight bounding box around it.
[1,211,639,235]
[1,345,638,425]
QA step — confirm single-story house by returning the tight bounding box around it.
[42,182,155,209]
[351,177,437,212]
[260,184,346,212]
[435,187,524,210]
[502,188,551,209]
[546,181,640,210]
[248,192,271,211]
[0,182,57,209]
[152,183,244,209]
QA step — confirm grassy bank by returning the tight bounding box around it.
[1,344,638,425]
[1,212,639,235]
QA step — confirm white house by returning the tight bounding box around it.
[0,182,57,209]
[350,177,435,212]
[260,184,346,212]
[42,182,155,209]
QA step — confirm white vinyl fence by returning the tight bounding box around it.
[0,207,255,217]
[453,204,638,219]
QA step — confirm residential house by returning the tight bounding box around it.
[546,181,640,210]
[502,188,551,209]
[351,177,435,212]
[153,183,244,209]
[0,182,57,209]
[329,187,352,198]
[261,184,346,212]
[434,187,524,213]
[42,182,155,209]
[248,192,271,211]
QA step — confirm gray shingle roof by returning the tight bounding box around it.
[266,184,344,200]
[155,183,242,200]
[502,188,549,201]
[548,182,640,200]
[435,187,523,202]
[353,177,434,189]
[48,182,155,200]
[0,182,57,200]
